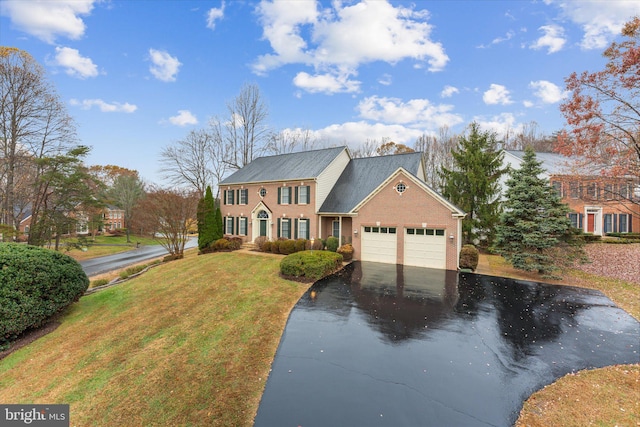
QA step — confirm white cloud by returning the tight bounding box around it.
[529,80,568,104]
[70,99,137,113]
[0,0,94,43]
[206,2,225,30]
[473,113,521,139]
[148,49,182,82]
[378,73,392,86]
[52,47,98,79]
[313,121,425,149]
[478,30,515,48]
[549,0,640,49]
[530,25,566,54]
[293,71,360,94]
[440,85,459,98]
[483,84,513,105]
[523,100,534,108]
[169,110,198,126]
[254,0,448,94]
[357,96,463,129]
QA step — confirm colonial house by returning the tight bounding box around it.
[103,205,125,232]
[503,151,639,235]
[219,147,466,271]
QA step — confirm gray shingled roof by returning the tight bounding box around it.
[220,146,346,184]
[319,152,424,213]
[506,150,574,175]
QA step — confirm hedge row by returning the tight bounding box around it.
[0,244,89,349]
[280,250,343,281]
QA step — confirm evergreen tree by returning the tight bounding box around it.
[494,147,585,278]
[213,207,223,240]
[198,186,216,250]
[440,122,505,246]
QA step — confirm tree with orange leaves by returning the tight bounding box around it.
[558,16,639,201]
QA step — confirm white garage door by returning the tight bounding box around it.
[361,226,397,264]
[404,228,446,269]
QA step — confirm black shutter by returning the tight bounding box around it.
[287,187,292,204]
[295,186,299,204]
[236,217,239,235]
[306,186,310,204]
[277,187,281,204]
[579,214,583,229]
[305,219,310,239]
[294,219,298,239]
[629,215,633,233]
[614,214,618,232]
[277,218,281,238]
[223,190,227,205]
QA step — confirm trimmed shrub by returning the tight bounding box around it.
[279,239,296,255]
[294,238,307,253]
[163,254,183,262]
[255,236,269,252]
[312,238,324,251]
[119,264,147,279]
[459,244,479,271]
[582,233,602,243]
[326,236,339,252]
[270,239,281,254]
[0,244,89,349]
[212,238,231,251]
[280,250,343,281]
[90,278,109,288]
[262,241,272,252]
[606,232,640,238]
[227,236,243,250]
[337,243,354,261]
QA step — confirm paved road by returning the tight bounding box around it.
[80,237,197,277]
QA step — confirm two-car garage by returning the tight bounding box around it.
[360,226,447,269]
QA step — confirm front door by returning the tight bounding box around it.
[587,213,595,233]
[260,220,267,237]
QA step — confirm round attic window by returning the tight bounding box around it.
[395,182,406,194]
[259,188,267,197]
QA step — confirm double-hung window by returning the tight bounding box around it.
[297,219,309,239]
[278,187,291,204]
[619,214,629,233]
[238,189,248,205]
[224,190,234,205]
[332,220,340,238]
[225,217,234,235]
[239,217,248,236]
[551,181,562,197]
[296,185,310,204]
[604,214,613,234]
[279,218,291,239]
[568,213,579,229]
[570,182,580,199]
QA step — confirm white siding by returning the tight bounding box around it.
[315,148,350,209]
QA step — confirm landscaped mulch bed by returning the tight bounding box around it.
[575,243,640,285]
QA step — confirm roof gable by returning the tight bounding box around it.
[220,146,347,185]
[318,152,425,214]
[353,168,466,216]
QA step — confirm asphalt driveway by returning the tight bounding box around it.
[254,262,640,427]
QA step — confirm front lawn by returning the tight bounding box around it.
[60,234,161,261]
[0,251,309,426]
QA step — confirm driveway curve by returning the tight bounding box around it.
[254,261,639,427]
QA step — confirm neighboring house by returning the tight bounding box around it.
[219,147,466,271]
[15,204,125,237]
[103,205,125,232]
[503,151,639,236]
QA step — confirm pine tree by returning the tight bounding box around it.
[440,122,506,246]
[494,147,585,278]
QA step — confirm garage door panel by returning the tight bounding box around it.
[404,229,446,269]
[361,227,397,264]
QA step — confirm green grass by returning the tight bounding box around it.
[60,234,161,260]
[0,252,310,426]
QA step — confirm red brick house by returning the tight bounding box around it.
[504,151,639,235]
[219,147,465,270]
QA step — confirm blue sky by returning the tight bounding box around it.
[1,0,639,184]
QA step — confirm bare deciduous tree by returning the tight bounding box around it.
[160,129,214,198]
[265,128,318,155]
[136,186,198,258]
[109,174,145,243]
[414,126,458,190]
[225,83,269,169]
[1,47,77,237]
